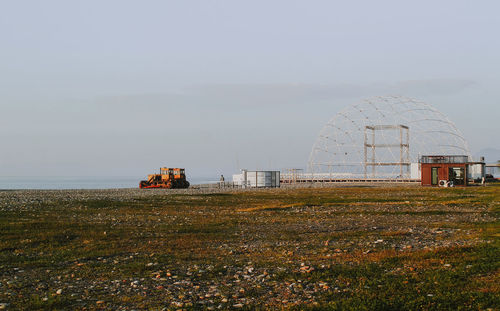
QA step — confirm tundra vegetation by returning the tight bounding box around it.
[0,184,499,310]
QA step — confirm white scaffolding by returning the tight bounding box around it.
[364,125,410,178]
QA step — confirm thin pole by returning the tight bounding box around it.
[400,126,403,178]
[364,127,367,179]
[372,129,375,177]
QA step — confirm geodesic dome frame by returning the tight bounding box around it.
[308,96,470,179]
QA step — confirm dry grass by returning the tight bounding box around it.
[0,184,498,310]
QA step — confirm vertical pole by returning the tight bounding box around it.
[400,126,403,178]
[372,128,375,178]
[364,127,367,179]
[406,128,410,177]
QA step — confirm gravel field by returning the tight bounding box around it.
[0,184,498,310]
[0,182,420,210]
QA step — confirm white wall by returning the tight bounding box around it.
[232,170,280,187]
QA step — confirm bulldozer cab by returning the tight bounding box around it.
[160,167,185,178]
[160,167,173,175]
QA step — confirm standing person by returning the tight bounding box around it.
[220,175,225,188]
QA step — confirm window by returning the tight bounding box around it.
[449,167,465,185]
[431,167,439,185]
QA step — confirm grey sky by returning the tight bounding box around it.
[1,1,499,178]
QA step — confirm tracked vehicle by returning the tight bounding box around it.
[139,167,190,189]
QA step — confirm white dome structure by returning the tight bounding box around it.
[308,96,470,179]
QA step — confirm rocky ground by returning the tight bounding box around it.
[0,184,498,310]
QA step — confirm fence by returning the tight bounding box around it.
[190,182,246,190]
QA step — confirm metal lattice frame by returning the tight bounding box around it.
[308,96,470,179]
[364,124,410,178]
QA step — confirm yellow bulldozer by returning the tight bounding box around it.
[139,167,190,189]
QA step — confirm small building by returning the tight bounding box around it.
[232,170,280,188]
[468,157,486,180]
[420,155,485,186]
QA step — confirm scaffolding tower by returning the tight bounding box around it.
[364,124,410,178]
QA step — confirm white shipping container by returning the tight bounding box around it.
[468,163,485,179]
[232,170,280,188]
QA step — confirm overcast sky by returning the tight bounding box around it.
[1,1,499,178]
